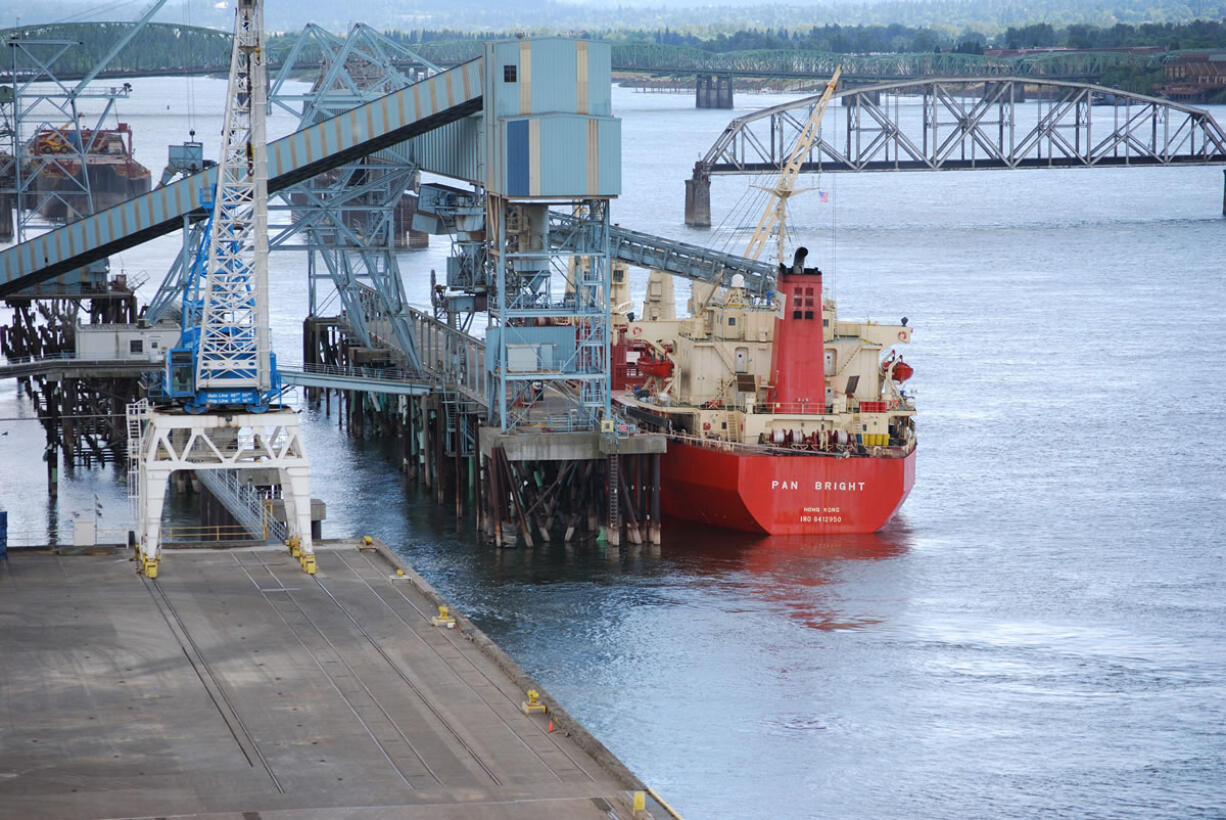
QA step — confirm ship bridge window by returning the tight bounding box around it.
[503,65,517,82]
[728,316,736,325]
[129,339,143,354]
[804,311,814,319]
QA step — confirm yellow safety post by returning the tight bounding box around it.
[431,605,456,628]
[138,554,159,579]
[300,553,317,575]
[633,791,646,813]
[521,689,547,715]
[286,534,301,558]
[360,535,375,550]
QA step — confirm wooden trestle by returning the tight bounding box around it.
[302,315,666,547]
[0,284,142,496]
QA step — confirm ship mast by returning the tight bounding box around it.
[743,67,841,264]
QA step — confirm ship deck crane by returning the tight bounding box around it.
[688,67,841,317]
[129,0,316,578]
[743,66,842,264]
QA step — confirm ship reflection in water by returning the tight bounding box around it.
[470,513,914,636]
[660,518,913,631]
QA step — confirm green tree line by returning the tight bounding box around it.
[4,19,1224,92]
[1,22,231,77]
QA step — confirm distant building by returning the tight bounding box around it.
[983,46,1166,58]
[1158,52,1226,100]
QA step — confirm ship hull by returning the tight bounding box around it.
[34,163,151,221]
[660,440,916,535]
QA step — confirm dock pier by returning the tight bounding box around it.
[0,538,661,819]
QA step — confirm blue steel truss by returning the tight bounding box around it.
[267,24,441,373]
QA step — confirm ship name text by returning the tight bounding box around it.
[771,480,867,492]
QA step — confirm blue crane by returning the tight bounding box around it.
[155,0,282,414]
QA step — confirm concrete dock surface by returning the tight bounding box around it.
[0,541,651,820]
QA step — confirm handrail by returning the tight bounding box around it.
[0,354,432,388]
[284,362,424,383]
[2,352,156,366]
[669,430,913,459]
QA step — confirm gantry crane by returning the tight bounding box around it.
[129,0,315,578]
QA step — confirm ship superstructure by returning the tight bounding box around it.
[610,250,916,534]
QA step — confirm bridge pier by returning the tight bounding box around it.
[0,194,12,242]
[842,89,881,106]
[685,166,712,227]
[984,81,1025,102]
[696,74,733,109]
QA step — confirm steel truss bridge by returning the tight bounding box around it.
[684,76,1226,225]
[701,77,1226,174]
[410,41,1162,82]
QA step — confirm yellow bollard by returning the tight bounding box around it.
[521,689,547,715]
[431,605,456,628]
[360,535,375,550]
[633,791,646,813]
[301,553,316,575]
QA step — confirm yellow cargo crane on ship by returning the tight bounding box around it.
[743,66,842,264]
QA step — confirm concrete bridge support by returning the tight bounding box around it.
[984,81,1026,102]
[685,167,712,227]
[0,195,12,242]
[842,89,881,106]
[696,74,733,109]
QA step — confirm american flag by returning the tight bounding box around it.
[818,189,829,203]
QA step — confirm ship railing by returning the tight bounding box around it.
[749,399,914,415]
[670,430,913,459]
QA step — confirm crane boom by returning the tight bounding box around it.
[743,66,841,263]
[171,0,276,410]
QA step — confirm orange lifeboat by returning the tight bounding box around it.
[639,355,674,379]
[882,355,913,382]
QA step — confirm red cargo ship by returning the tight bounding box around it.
[611,66,914,535]
[610,246,916,535]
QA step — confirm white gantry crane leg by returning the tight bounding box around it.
[132,0,315,578]
[131,412,315,578]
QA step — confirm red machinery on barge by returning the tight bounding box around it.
[27,123,151,220]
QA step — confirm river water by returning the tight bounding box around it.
[3,76,1225,819]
